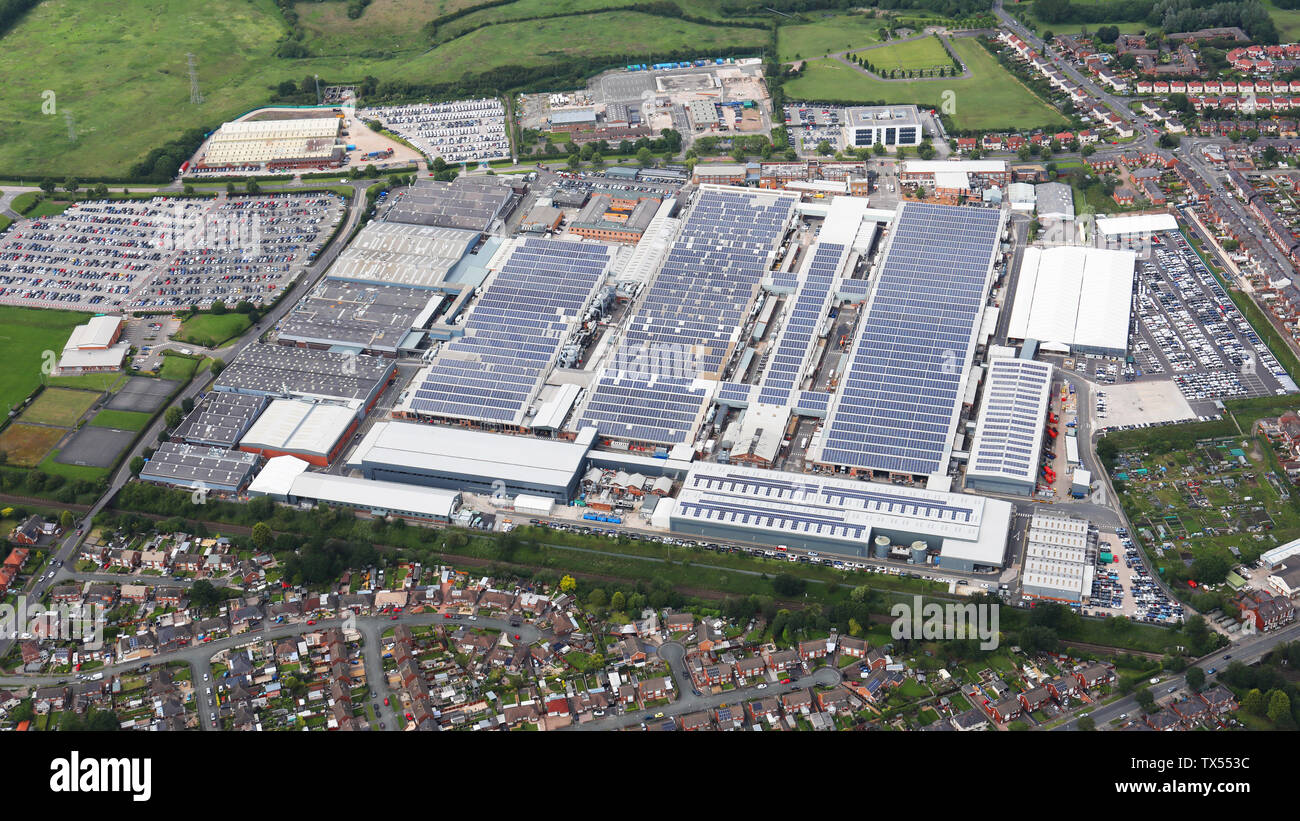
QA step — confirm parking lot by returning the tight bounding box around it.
[783,104,843,154]
[1087,528,1184,625]
[358,98,510,165]
[1131,231,1289,413]
[0,194,343,313]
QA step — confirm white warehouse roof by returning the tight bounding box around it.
[239,399,356,458]
[966,358,1054,488]
[1007,246,1135,353]
[672,462,1012,567]
[1094,213,1177,236]
[291,472,460,520]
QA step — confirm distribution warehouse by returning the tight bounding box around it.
[1005,246,1136,356]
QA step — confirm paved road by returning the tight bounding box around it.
[564,641,842,731]
[0,181,372,662]
[1056,619,1300,730]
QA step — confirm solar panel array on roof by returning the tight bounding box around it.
[172,392,267,449]
[819,202,1003,475]
[577,187,797,444]
[717,381,756,405]
[837,278,870,298]
[756,242,848,406]
[406,238,612,425]
[967,358,1053,485]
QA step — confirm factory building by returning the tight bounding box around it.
[138,442,260,494]
[1005,246,1136,356]
[667,462,1013,571]
[841,105,923,148]
[1020,511,1094,603]
[197,117,343,171]
[238,399,359,467]
[248,455,461,523]
[55,315,127,376]
[347,421,597,501]
[965,358,1054,497]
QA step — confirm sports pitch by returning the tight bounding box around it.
[20,388,100,427]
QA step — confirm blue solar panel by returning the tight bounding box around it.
[819,203,1003,475]
[578,188,797,443]
[408,238,612,423]
[755,242,846,407]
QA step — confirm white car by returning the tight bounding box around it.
[468,615,478,621]
[756,683,768,690]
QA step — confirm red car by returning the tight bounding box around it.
[306,620,316,625]
[390,614,399,620]
[514,634,520,640]
[780,677,791,684]
[443,613,452,619]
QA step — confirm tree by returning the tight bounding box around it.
[164,406,183,429]
[1242,688,1265,715]
[610,591,626,612]
[39,178,55,195]
[208,358,225,378]
[586,588,607,608]
[559,574,576,593]
[816,140,832,156]
[210,298,227,315]
[1077,715,1096,731]
[129,456,146,475]
[1134,687,1156,713]
[772,573,805,597]
[251,521,273,551]
[1185,666,1206,692]
[246,179,261,195]
[64,177,79,196]
[1266,689,1291,724]
[59,510,75,530]
[226,182,236,194]
[872,142,886,157]
[590,152,605,168]
[636,147,654,167]
[1096,25,1120,44]
[1018,145,1032,161]
[189,579,222,609]
[235,300,254,314]
[566,153,581,171]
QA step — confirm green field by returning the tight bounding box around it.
[785,38,1069,132]
[156,352,204,381]
[20,388,99,427]
[89,409,151,431]
[777,12,886,62]
[0,423,65,467]
[174,313,252,348]
[0,0,767,177]
[1265,0,1300,41]
[999,1,1150,35]
[0,306,88,413]
[857,36,952,73]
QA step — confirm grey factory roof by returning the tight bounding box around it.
[214,343,394,404]
[325,221,479,289]
[139,442,260,490]
[965,358,1054,488]
[571,194,660,234]
[549,108,596,126]
[844,104,921,128]
[277,280,444,353]
[173,392,267,449]
[1034,182,1074,221]
[385,176,516,233]
[348,421,594,490]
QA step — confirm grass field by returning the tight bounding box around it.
[857,36,952,73]
[20,388,99,427]
[23,200,72,219]
[89,409,151,431]
[38,450,109,482]
[777,12,886,62]
[0,424,65,467]
[156,353,204,381]
[46,371,127,392]
[1265,0,1300,41]
[785,38,1068,132]
[0,306,88,413]
[1000,0,1150,35]
[174,313,252,348]
[0,0,767,177]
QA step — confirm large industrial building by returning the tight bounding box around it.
[841,105,923,149]
[248,455,462,523]
[1021,511,1093,603]
[813,202,1006,479]
[197,117,343,171]
[277,280,447,357]
[667,462,1014,571]
[1005,246,1136,356]
[324,222,480,290]
[347,422,597,501]
[385,176,518,233]
[964,358,1054,497]
[172,392,267,449]
[238,399,359,466]
[213,344,396,412]
[138,442,260,493]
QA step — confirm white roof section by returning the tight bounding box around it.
[239,399,356,457]
[673,462,1011,566]
[1007,182,1037,204]
[326,221,479,289]
[1094,213,1177,236]
[204,117,340,166]
[966,358,1054,487]
[349,420,591,488]
[290,472,460,519]
[1262,538,1300,567]
[57,343,128,372]
[247,454,311,496]
[1007,246,1135,352]
[934,170,970,190]
[66,315,124,350]
[1031,510,1089,536]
